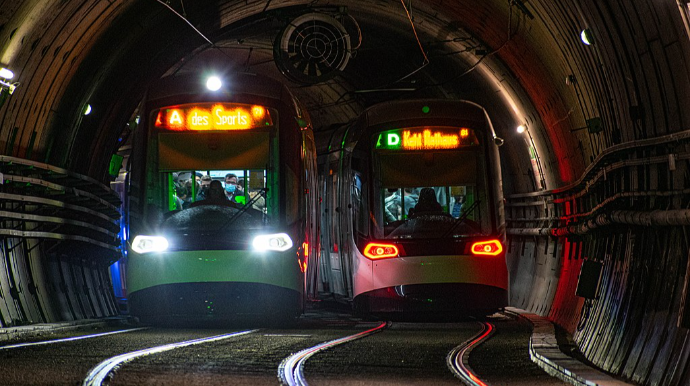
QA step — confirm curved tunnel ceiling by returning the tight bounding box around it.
[0,0,688,195]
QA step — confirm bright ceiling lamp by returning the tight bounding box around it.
[206,76,222,91]
[516,124,526,134]
[0,68,14,80]
[580,29,594,45]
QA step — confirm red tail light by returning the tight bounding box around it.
[471,240,503,256]
[363,243,399,260]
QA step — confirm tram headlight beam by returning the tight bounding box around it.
[252,233,293,252]
[131,235,169,254]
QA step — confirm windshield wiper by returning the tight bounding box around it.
[440,200,480,238]
[219,187,268,231]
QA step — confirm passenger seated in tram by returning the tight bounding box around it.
[190,180,237,208]
[384,188,418,222]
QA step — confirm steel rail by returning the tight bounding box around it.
[278,321,388,386]
[82,329,257,386]
[446,321,495,386]
[0,328,147,350]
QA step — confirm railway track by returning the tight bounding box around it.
[0,311,569,386]
[447,321,495,386]
[278,321,389,386]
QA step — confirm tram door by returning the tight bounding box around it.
[326,161,347,296]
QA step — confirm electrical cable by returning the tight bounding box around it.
[155,0,213,46]
[392,0,429,84]
[399,0,428,64]
[420,0,516,89]
[346,13,363,50]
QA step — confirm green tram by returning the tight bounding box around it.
[126,73,319,322]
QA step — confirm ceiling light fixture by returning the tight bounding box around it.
[580,29,594,45]
[206,76,222,91]
[0,68,14,80]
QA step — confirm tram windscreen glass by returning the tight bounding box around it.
[159,169,271,232]
[373,127,489,239]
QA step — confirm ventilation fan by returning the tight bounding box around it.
[274,13,351,84]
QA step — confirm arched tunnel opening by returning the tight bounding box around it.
[1,1,690,384]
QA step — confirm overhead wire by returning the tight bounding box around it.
[155,0,213,46]
[420,0,516,89]
[393,0,429,83]
[155,0,251,75]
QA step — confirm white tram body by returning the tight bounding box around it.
[317,99,507,317]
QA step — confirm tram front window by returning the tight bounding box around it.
[161,169,271,232]
[381,185,482,238]
[371,126,490,239]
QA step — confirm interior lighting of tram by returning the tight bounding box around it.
[83,104,92,116]
[206,75,222,91]
[516,124,526,134]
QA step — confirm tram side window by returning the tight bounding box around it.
[351,172,368,236]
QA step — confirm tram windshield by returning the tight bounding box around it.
[145,104,279,233]
[162,169,270,230]
[371,126,490,239]
[380,185,482,238]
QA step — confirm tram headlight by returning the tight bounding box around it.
[252,233,293,252]
[131,235,169,254]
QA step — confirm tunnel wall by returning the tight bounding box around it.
[506,128,690,385]
[0,156,122,327]
[502,1,690,385]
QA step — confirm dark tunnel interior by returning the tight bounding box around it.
[1,1,690,384]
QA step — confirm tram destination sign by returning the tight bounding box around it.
[375,127,478,151]
[153,103,273,131]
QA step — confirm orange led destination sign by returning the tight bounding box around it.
[153,103,273,131]
[375,127,478,151]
